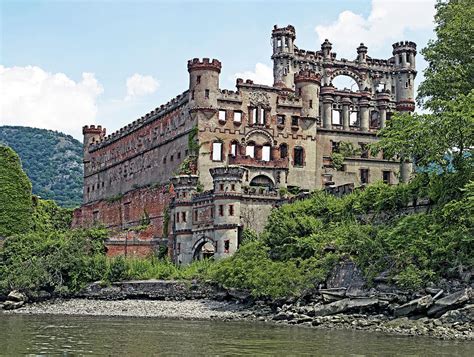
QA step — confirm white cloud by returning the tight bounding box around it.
[125,73,159,100]
[315,0,436,58]
[233,63,273,86]
[0,65,103,139]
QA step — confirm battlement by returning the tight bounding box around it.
[187,58,222,73]
[83,125,106,136]
[272,24,296,38]
[277,95,302,107]
[90,90,189,151]
[218,89,241,102]
[210,166,246,180]
[294,70,321,84]
[392,41,417,53]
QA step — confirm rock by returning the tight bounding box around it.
[394,295,433,317]
[228,288,252,303]
[319,288,346,303]
[7,290,27,302]
[2,300,24,310]
[427,288,473,318]
[326,261,367,296]
[272,312,293,321]
[439,304,474,324]
[313,298,379,317]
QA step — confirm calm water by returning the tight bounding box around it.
[0,313,473,356]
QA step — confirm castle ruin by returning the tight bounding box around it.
[72,25,417,264]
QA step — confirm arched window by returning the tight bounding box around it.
[280,143,288,159]
[370,111,380,128]
[246,142,255,158]
[294,146,304,166]
[262,144,271,162]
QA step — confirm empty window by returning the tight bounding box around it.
[230,142,237,157]
[181,212,186,222]
[294,147,304,166]
[280,143,288,158]
[246,143,255,158]
[191,90,195,100]
[177,242,181,254]
[383,171,391,184]
[332,110,341,125]
[93,210,99,223]
[309,100,313,108]
[331,141,340,153]
[176,212,180,223]
[219,205,224,216]
[205,89,210,98]
[212,142,223,161]
[292,116,299,126]
[163,157,167,164]
[224,239,230,252]
[229,205,234,216]
[194,210,198,222]
[233,111,242,122]
[277,38,282,47]
[219,183,224,191]
[371,111,380,128]
[177,152,181,159]
[262,145,271,161]
[277,115,285,125]
[360,143,369,158]
[231,184,235,191]
[350,111,358,125]
[252,108,266,125]
[196,75,201,84]
[219,110,226,121]
[360,169,369,184]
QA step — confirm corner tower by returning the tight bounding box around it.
[271,25,296,89]
[392,41,417,112]
[295,70,321,118]
[188,58,221,109]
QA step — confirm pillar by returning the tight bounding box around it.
[322,97,333,129]
[342,97,351,130]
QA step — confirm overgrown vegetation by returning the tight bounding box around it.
[0,1,472,299]
[0,126,83,207]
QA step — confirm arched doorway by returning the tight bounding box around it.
[192,238,215,261]
[250,175,274,189]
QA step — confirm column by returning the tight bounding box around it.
[322,97,333,129]
[342,98,351,130]
[359,104,369,132]
[379,107,387,128]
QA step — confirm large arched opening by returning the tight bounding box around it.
[249,174,274,189]
[331,75,359,91]
[192,237,215,261]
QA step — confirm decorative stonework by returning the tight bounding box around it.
[249,91,270,107]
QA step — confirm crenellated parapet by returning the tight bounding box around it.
[294,70,321,84]
[187,58,222,73]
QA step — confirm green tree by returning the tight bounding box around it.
[0,145,33,237]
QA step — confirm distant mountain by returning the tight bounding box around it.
[0,126,83,207]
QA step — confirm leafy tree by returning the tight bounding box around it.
[373,0,473,201]
[0,145,33,237]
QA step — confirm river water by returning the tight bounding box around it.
[0,313,472,356]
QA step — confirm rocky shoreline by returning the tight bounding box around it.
[2,262,473,341]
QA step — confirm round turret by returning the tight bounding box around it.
[271,25,296,54]
[357,43,368,63]
[82,125,106,162]
[295,70,321,118]
[188,58,221,108]
[321,39,333,59]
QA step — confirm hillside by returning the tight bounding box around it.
[0,126,83,207]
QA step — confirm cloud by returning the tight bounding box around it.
[233,63,273,86]
[0,65,103,139]
[125,73,159,100]
[315,0,436,58]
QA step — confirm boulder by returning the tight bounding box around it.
[326,261,367,296]
[427,288,473,318]
[313,298,379,317]
[394,295,433,317]
[7,290,27,302]
[2,300,24,310]
[439,304,474,324]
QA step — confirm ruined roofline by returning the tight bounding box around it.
[89,90,189,152]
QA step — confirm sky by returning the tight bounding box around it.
[0,0,437,140]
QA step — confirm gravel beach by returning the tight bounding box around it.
[4,298,248,320]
